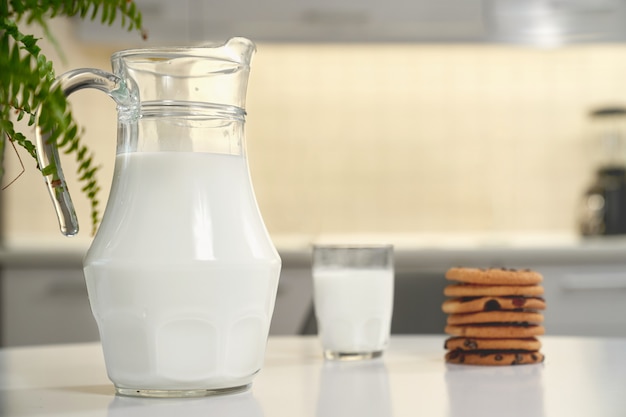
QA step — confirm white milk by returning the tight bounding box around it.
[313,269,394,353]
[84,151,280,392]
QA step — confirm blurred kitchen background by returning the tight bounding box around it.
[3,0,626,346]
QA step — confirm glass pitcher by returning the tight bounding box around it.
[34,38,281,397]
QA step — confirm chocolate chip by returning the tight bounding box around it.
[484,299,501,311]
[449,349,461,359]
[464,339,478,349]
[531,354,538,361]
[512,297,526,307]
[495,354,503,361]
[512,353,524,365]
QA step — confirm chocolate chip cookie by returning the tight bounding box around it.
[443,267,546,366]
[446,267,543,285]
[442,296,546,314]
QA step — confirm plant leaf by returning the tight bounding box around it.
[0,1,145,234]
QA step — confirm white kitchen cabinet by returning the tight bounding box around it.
[380,265,626,338]
[535,265,626,337]
[3,239,626,345]
[278,263,626,338]
[1,265,100,347]
[269,267,314,335]
[75,0,486,44]
[0,263,314,346]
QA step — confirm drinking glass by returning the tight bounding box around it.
[312,244,394,360]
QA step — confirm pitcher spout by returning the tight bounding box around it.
[112,37,256,112]
[219,37,256,68]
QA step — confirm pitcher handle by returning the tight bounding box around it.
[35,68,138,236]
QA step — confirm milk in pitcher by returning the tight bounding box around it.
[84,151,280,392]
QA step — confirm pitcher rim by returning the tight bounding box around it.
[111,37,256,66]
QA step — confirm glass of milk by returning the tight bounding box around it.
[312,244,394,360]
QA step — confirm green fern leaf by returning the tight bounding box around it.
[1,0,145,235]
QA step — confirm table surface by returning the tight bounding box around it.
[1,335,625,417]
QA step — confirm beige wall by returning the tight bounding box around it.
[4,18,626,243]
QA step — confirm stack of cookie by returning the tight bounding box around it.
[442,267,546,366]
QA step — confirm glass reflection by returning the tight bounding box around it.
[107,390,263,417]
[316,358,392,417]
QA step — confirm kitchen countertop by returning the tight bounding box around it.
[4,233,626,270]
[1,335,625,417]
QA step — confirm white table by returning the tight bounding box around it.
[1,335,625,417]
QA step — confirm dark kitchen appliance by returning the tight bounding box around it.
[580,107,626,236]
